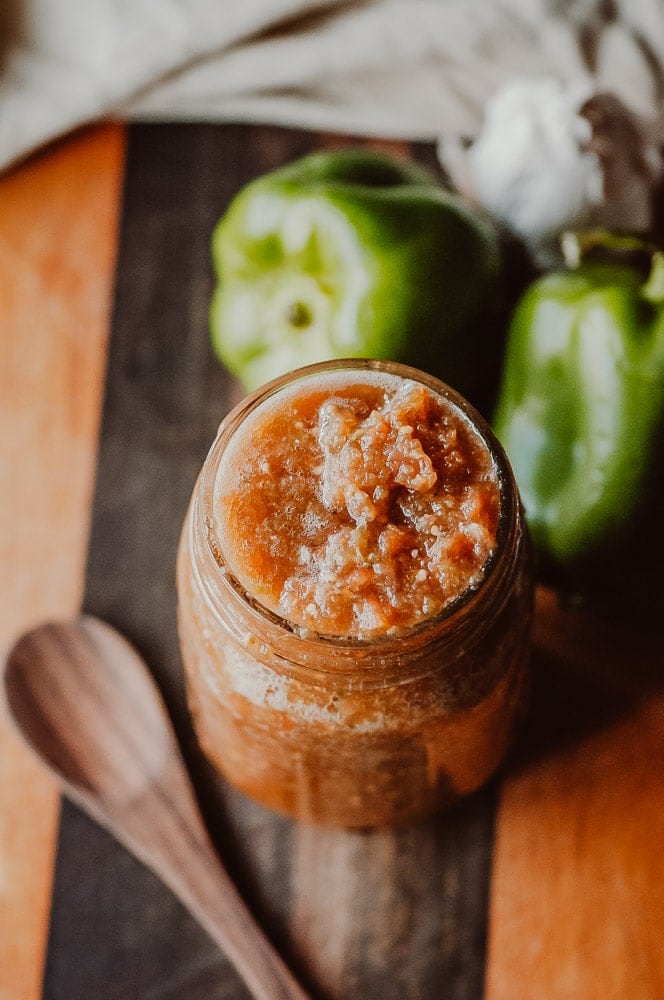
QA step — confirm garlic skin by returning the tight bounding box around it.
[438,77,663,265]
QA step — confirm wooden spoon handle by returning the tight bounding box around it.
[104,782,310,1000]
[45,738,311,1000]
[161,833,310,1000]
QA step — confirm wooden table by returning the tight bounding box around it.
[2,122,664,1000]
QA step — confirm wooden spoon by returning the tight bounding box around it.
[3,616,309,1000]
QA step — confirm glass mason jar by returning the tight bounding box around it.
[177,360,533,827]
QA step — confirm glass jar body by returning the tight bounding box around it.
[176,360,534,828]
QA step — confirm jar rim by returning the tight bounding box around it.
[190,359,523,683]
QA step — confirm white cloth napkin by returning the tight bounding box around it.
[2,0,663,174]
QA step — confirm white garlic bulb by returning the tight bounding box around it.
[438,77,663,265]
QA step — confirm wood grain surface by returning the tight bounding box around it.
[0,125,125,1000]
[488,589,664,1000]
[2,121,663,1000]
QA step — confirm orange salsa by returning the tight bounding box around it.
[215,372,500,638]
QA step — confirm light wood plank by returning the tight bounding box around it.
[0,124,125,1000]
[487,588,664,1000]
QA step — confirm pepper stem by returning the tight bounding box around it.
[286,301,313,328]
[642,251,664,305]
[560,228,658,269]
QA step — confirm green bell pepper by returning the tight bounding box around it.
[494,231,664,608]
[210,150,501,402]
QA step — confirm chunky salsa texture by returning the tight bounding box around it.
[216,373,500,638]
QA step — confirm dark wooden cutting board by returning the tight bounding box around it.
[42,124,494,1000]
[40,123,664,1000]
